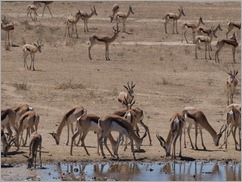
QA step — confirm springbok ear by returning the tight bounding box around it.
[48,133,55,137]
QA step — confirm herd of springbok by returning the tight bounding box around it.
[1,2,241,168]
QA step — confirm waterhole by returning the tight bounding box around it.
[1,160,241,181]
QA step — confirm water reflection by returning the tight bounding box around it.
[1,161,241,181]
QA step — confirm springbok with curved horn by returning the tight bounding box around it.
[156,113,185,159]
[22,40,44,71]
[226,22,241,38]
[163,6,185,34]
[226,70,238,105]
[215,33,238,63]
[117,81,135,107]
[115,5,134,33]
[88,26,120,60]
[182,108,227,148]
[181,17,205,43]
[80,6,97,32]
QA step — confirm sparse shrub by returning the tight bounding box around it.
[13,83,28,91]
[55,80,85,90]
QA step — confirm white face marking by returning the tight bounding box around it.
[184,113,187,118]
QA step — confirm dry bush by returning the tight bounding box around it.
[55,80,85,90]
[13,83,28,91]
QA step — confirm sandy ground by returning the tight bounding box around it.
[1,1,241,166]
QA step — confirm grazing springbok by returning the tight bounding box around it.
[88,26,120,60]
[115,5,134,33]
[215,33,238,63]
[194,27,217,60]
[22,40,44,71]
[17,111,40,147]
[181,17,205,43]
[1,108,18,142]
[65,10,82,38]
[49,106,86,145]
[26,2,42,21]
[117,81,135,107]
[70,114,121,157]
[183,107,206,150]
[182,108,227,148]
[226,70,239,105]
[163,6,185,34]
[122,97,152,149]
[98,114,146,160]
[24,131,42,169]
[1,15,14,48]
[156,113,185,159]
[80,6,97,32]
[220,104,241,150]
[226,22,241,38]
[39,1,53,17]
[1,129,16,157]
[110,4,119,22]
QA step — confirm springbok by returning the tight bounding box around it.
[181,17,205,43]
[88,26,120,60]
[22,40,44,71]
[80,6,97,32]
[1,129,16,157]
[163,6,185,34]
[226,22,241,38]
[98,114,147,160]
[220,104,241,150]
[215,33,238,63]
[115,5,134,33]
[110,4,119,23]
[117,81,135,107]
[65,10,82,38]
[26,2,42,21]
[182,108,227,148]
[39,1,53,17]
[49,106,86,145]
[23,131,42,169]
[1,15,14,48]
[156,113,185,159]
[194,26,217,60]
[226,70,238,105]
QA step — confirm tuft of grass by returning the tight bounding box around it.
[55,80,85,90]
[13,83,28,91]
[20,20,33,30]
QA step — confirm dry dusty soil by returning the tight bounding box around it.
[1,1,241,167]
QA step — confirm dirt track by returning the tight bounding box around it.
[1,1,241,165]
